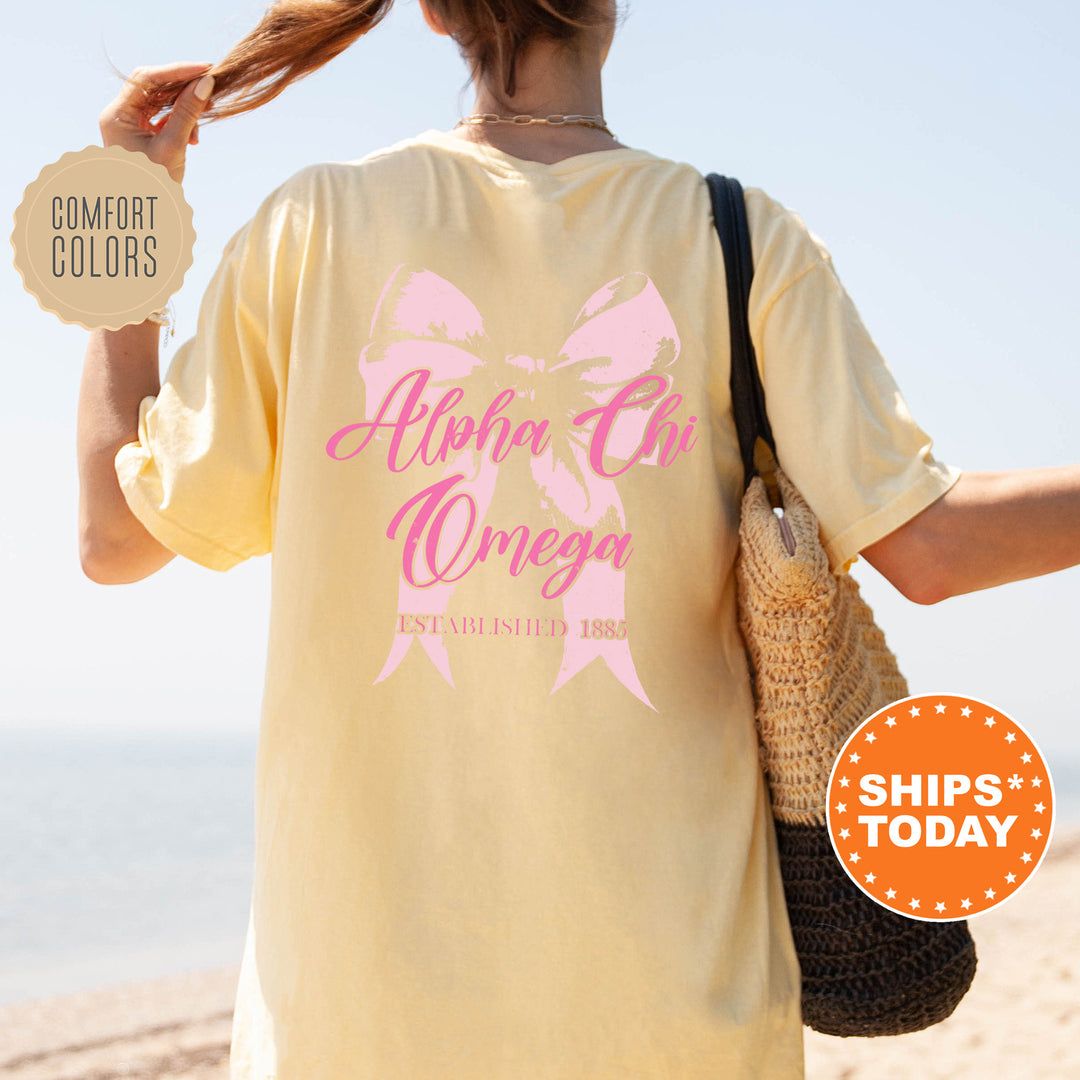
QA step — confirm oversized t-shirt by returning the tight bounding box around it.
[114,127,961,1080]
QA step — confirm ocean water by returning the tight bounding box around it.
[0,726,257,1007]
[1,725,1078,1009]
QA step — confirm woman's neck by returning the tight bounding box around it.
[447,122,628,164]
[449,19,623,165]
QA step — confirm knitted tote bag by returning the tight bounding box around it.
[706,173,978,1037]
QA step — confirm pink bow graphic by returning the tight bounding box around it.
[346,262,681,709]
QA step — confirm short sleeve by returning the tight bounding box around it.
[746,194,961,573]
[114,176,305,571]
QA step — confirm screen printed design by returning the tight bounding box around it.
[327,264,698,708]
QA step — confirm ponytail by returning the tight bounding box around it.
[136,1,394,123]
[131,0,616,123]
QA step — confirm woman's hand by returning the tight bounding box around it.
[98,61,216,184]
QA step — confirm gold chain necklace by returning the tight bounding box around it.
[456,112,616,139]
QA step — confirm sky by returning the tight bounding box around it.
[2,1,1079,770]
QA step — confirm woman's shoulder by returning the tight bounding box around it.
[678,163,836,294]
[743,184,833,281]
[743,184,828,250]
[731,182,839,305]
[245,140,418,212]
[279,131,453,186]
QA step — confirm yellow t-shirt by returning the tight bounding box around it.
[115,128,961,1080]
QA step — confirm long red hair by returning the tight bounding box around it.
[133,1,616,125]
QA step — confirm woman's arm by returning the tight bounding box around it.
[79,61,215,584]
[77,322,176,583]
[860,466,1080,604]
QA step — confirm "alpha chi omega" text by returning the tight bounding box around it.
[326,366,697,600]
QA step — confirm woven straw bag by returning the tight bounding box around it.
[706,173,978,1037]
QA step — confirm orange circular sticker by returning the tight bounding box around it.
[827,692,1055,921]
[10,145,195,330]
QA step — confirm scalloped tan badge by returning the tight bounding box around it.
[11,145,195,330]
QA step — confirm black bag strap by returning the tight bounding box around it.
[705,173,779,491]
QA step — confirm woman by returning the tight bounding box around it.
[78,2,1080,1078]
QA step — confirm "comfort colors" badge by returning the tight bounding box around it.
[11,145,195,331]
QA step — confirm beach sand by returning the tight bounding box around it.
[2,828,1077,1080]
[803,824,1080,1080]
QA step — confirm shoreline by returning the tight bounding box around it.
[2,828,1078,1079]
[0,965,238,1080]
